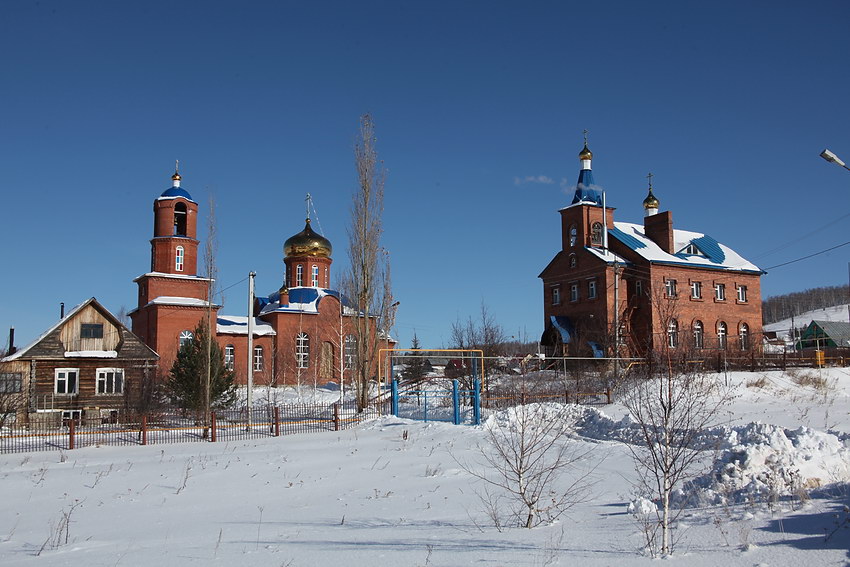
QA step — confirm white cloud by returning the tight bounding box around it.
[513,175,554,186]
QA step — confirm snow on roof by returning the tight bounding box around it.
[258,287,347,316]
[610,222,763,273]
[65,350,118,358]
[216,316,276,336]
[584,246,629,264]
[143,296,218,308]
[133,272,214,283]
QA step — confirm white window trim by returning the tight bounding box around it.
[311,265,319,287]
[55,368,80,395]
[665,279,677,298]
[179,330,194,348]
[737,285,748,303]
[296,264,303,286]
[552,286,561,305]
[96,367,124,395]
[224,345,235,370]
[253,346,264,372]
[690,281,701,299]
[588,279,597,299]
[569,282,579,302]
[175,246,184,272]
[344,334,356,370]
[715,283,726,301]
[296,332,310,369]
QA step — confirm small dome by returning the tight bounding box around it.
[284,219,332,258]
[172,171,181,182]
[578,144,593,161]
[643,187,659,210]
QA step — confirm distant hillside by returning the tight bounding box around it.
[763,304,849,341]
[763,284,848,324]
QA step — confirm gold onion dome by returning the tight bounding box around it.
[643,187,659,210]
[171,171,181,182]
[578,144,593,161]
[284,218,332,258]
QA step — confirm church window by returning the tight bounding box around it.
[570,283,579,302]
[179,330,194,348]
[296,265,303,286]
[635,280,644,297]
[737,285,748,303]
[715,283,726,301]
[311,265,319,287]
[96,368,124,395]
[225,345,235,370]
[344,334,356,369]
[552,286,561,305]
[665,279,678,297]
[667,319,679,348]
[739,323,750,350]
[588,279,597,299]
[175,246,184,272]
[81,323,104,339]
[174,202,188,236]
[569,254,577,269]
[569,225,577,247]
[324,266,329,287]
[55,368,79,395]
[717,322,727,350]
[253,346,264,371]
[693,320,704,349]
[690,281,702,299]
[296,333,310,369]
[591,222,603,246]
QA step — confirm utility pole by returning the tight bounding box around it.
[247,271,256,426]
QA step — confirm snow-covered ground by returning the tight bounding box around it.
[1,368,849,566]
[764,304,850,341]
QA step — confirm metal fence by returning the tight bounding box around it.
[0,399,387,454]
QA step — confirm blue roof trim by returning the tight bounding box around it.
[550,315,574,344]
[609,227,646,250]
[265,287,352,308]
[571,169,603,205]
[587,341,604,358]
[160,186,194,200]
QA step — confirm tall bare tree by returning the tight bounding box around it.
[202,196,219,434]
[344,114,395,411]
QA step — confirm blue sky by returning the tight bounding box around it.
[2,1,850,350]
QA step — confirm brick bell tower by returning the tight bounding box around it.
[130,164,217,371]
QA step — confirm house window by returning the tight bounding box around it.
[635,280,644,297]
[591,222,603,246]
[311,265,319,287]
[737,285,748,303]
[739,323,750,350]
[296,332,310,369]
[253,346,264,372]
[80,323,104,339]
[179,330,194,348]
[0,373,22,393]
[569,225,577,247]
[588,279,597,299]
[175,246,184,272]
[690,281,702,299]
[715,283,726,301]
[96,368,124,395]
[717,322,727,350]
[693,320,704,349]
[344,334,356,369]
[570,283,579,302]
[552,286,561,305]
[667,319,679,348]
[569,254,577,269]
[296,264,303,286]
[55,368,79,395]
[665,279,678,298]
[224,345,235,370]
[683,243,702,256]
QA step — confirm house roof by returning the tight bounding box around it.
[610,221,763,273]
[258,286,348,316]
[805,320,850,347]
[216,316,276,336]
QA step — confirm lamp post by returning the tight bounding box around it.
[820,149,850,172]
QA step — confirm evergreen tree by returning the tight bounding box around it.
[166,321,237,412]
[401,332,427,382]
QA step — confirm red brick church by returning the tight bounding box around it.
[540,141,764,357]
[130,168,391,387]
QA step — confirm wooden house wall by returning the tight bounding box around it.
[59,304,122,352]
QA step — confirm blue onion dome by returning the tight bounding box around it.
[159,167,193,200]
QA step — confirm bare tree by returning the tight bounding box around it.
[202,196,219,435]
[344,114,395,411]
[620,288,732,556]
[459,403,594,529]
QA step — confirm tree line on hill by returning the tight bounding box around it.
[762,284,849,324]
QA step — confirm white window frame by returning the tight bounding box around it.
[569,282,579,302]
[588,279,597,299]
[569,225,577,247]
[715,283,726,301]
[739,323,750,350]
[717,322,727,350]
[55,368,79,395]
[179,330,194,348]
[693,320,704,349]
[690,281,702,299]
[296,332,310,369]
[96,368,124,395]
[311,265,319,287]
[591,222,603,246]
[344,334,356,370]
[224,345,235,370]
[296,264,303,286]
[667,319,679,348]
[665,279,677,298]
[569,254,577,268]
[552,286,561,305]
[253,345,264,372]
[635,280,643,297]
[175,246,184,272]
[737,285,748,303]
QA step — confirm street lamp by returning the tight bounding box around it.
[820,148,850,171]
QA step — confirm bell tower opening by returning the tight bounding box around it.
[174,202,188,236]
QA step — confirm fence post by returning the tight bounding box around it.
[210,412,217,443]
[751,351,755,372]
[565,390,570,405]
[274,407,280,437]
[452,379,460,425]
[520,392,526,406]
[473,379,481,426]
[717,353,722,373]
[606,388,612,404]
[334,403,340,431]
[782,350,786,371]
[391,380,399,417]
[68,416,75,450]
[141,415,147,446]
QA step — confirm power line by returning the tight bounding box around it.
[764,240,850,270]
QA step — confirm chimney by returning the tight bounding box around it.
[7,327,15,356]
[60,302,65,319]
[644,211,675,254]
[279,287,290,307]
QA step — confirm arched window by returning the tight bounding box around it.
[224,345,235,370]
[296,332,310,369]
[739,323,750,351]
[717,322,727,350]
[693,320,704,349]
[296,264,303,286]
[253,346,264,372]
[311,265,319,287]
[179,330,194,348]
[175,246,184,272]
[569,225,577,247]
[569,254,577,269]
[591,222,603,246]
[344,334,357,369]
[667,319,679,348]
[174,202,187,236]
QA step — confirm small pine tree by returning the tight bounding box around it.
[401,332,427,382]
[166,322,237,412]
